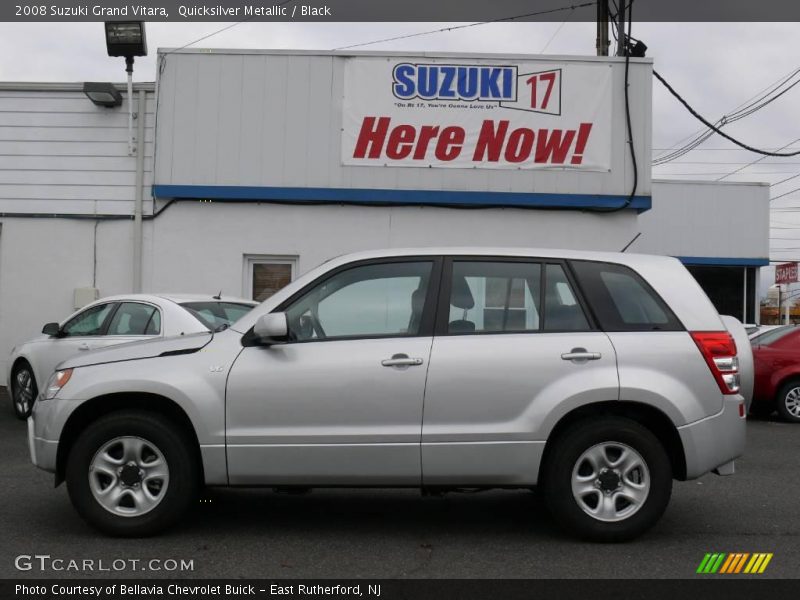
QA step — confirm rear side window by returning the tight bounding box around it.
[447,261,542,333]
[570,261,683,332]
[107,302,159,335]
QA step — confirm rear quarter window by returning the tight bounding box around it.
[570,260,683,332]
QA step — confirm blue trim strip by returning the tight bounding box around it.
[153,184,651,212]
[676,256,768,267]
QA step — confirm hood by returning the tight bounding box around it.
[58,332,213,370]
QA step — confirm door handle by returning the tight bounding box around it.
[78,343,91,351]
[561,348,601,361]
[381,354,424,367]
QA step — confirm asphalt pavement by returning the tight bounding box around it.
[2,388,798,579]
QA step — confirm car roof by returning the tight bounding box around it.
[88,293,257,306]
[320,247,682,268]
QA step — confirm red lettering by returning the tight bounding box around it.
[504,128,535,163]
[386,125,416,160]
[353,117,391,159]
[473,120,509,162]
[413,126,440,160]
[435,126,465,161]
[535,128,576,164]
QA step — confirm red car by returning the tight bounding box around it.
[751,325,800,422]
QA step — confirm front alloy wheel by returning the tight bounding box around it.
[543,416,672,542]
[11,364,37,420]
[89,436,170,517]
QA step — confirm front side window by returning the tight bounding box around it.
[284,261,433,341]
[447,261,542,333]
[61,303,116,337]
[107,303,159,336]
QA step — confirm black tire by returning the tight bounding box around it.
[10,362,37,420]
[541,416,672,542]
[776,380,800,423]
[66,410,199,537]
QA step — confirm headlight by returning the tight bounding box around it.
[43,368,73,400]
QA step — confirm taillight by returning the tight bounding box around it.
[690,331,740,395]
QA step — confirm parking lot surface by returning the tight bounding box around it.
[1,389,798,579]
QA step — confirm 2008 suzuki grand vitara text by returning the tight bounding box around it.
[28,248,750,541]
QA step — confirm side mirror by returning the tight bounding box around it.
[42,322,61,337]
[253,312,289,345]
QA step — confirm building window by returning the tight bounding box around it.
[244,256,297,302]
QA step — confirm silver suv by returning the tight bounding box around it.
[28,248,748,541]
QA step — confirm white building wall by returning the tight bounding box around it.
[0,83,155,216]
[639,180,769,260]
[142,202,638,296]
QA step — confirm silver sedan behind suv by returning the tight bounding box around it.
[28,248,749,541]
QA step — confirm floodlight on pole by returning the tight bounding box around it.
[104,21,147,156]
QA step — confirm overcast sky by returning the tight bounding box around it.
[1,20,799,287]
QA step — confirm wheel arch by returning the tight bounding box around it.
[540,401,687,482]
[55,392,204,487]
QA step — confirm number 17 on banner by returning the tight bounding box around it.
[501,69,562,115]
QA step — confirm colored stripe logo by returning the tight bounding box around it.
[697,553,773,574]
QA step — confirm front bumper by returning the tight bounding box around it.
[28,396,77,474]
[678,395,746,480]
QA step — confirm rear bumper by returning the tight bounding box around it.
[678,395,746,480]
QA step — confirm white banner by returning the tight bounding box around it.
[342,57,613,170]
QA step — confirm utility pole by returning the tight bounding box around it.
[616,0,627,56]
[596,0,609,56]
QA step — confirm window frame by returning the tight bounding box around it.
[242,254,298,302]
[104,301,162,337]
[242,256,444,346]
[433,256,597,337]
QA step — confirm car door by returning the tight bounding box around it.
[226,257,441,485]
[421,258,619,486]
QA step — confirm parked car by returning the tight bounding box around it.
[28,248,748,541]
[751,324,800,421]
[9,294,256,419]
[746,324,783,339]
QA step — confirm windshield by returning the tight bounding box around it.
[751,325,796,346]
[180,302,255,332]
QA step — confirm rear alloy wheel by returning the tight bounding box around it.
[66,411,198,536]
[776,381,800,423]
[11,363,37,420]
[543,417,672,542]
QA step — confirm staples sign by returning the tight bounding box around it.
[342,58,613,170]
[776,262,798,285]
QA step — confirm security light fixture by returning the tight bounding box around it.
[82,82,123,108]
[105,21,147,59]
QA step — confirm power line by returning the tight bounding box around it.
[161,1,295,56]
[771,186,800,202]
[331,2,595,51]
[654,69,800,158]
[718,137,800,181]
[652,65,800,165]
